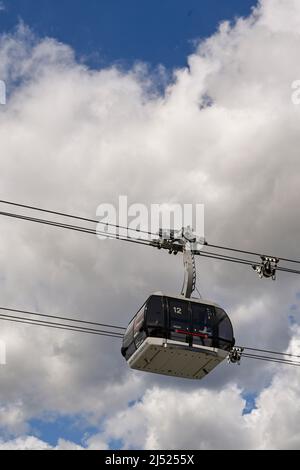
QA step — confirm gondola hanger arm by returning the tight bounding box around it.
[150,226,205,298]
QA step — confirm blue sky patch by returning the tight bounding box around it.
[29,415,99,447]
[242,392,258,415]
[0,0,256,70]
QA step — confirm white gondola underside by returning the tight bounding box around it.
[128,337,228,380]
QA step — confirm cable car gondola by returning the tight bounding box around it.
[122,229,235,380]
[121,292,235,380]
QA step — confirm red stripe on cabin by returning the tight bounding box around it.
[175,329,208,339]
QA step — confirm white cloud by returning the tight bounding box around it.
[0,436,83,450]
[0,0,300,449]
[3,329,300,451]
[85,328,300,450]
[91,385,251,450]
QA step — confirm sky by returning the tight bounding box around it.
[1,0,300,450]
[0,0,255,69]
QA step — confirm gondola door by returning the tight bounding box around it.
[191,302,214,348]
[167,297,191,344]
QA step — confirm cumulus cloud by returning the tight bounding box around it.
[90,385,251,450]
[3,325,300,450]
[0,435,83,450]
[86,327,300,450]
[0,0,300,449]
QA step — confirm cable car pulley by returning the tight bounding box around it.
[252,256,279,280]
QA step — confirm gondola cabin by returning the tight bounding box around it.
[121,293,235,380]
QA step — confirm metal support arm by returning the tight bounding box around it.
[150,227,204,299]
[181,243,196,298]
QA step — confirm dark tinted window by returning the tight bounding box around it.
[146,296,164,328]
[134,305,145,335]
[191,303,214,335]
[121,319,136,359]
[168,298,190,343]
[215,307,234,350]
[146,296,165,338]
[134,305,146,348]
[169,299,190,331]
[123,319,134,349]
[191,302,214,347]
